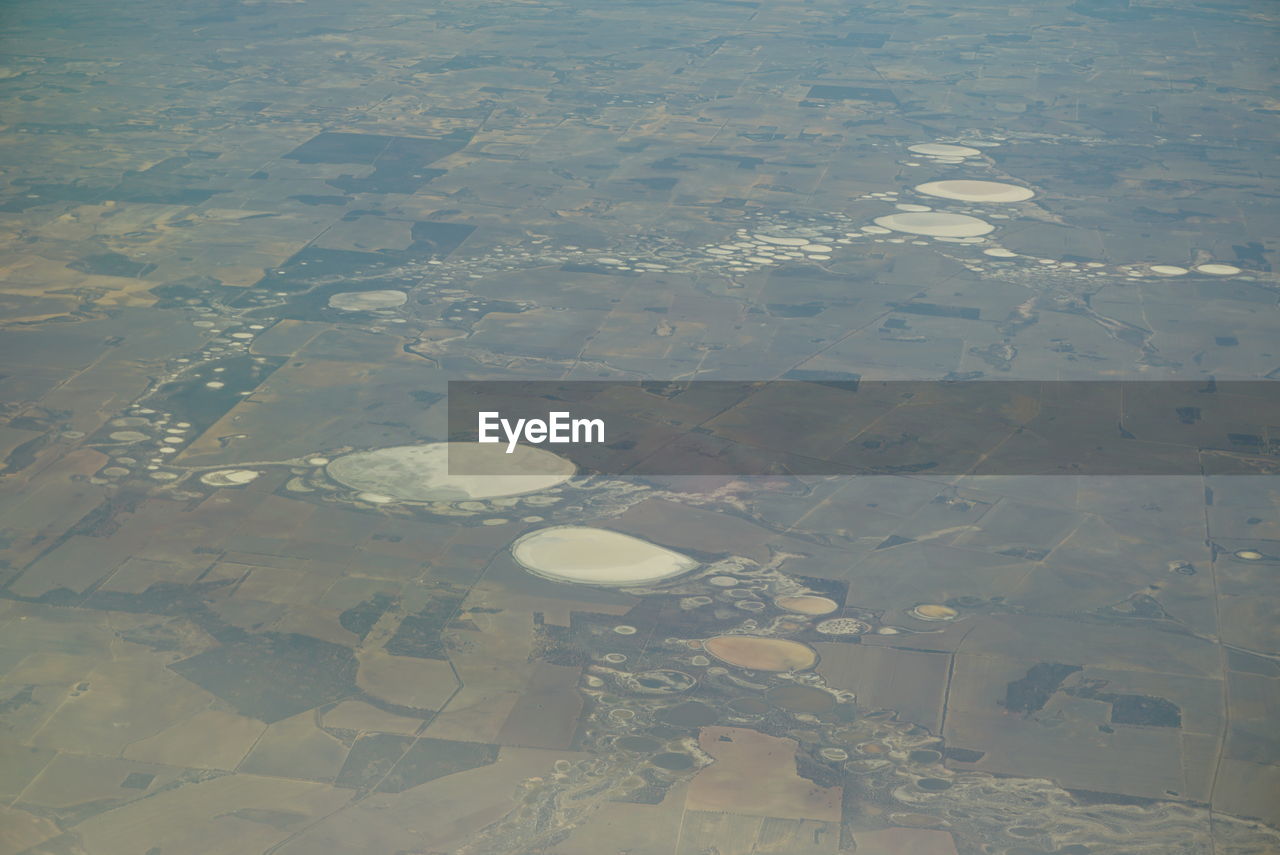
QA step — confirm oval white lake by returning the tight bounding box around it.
[512,526,698,586]
[327,442,574,501]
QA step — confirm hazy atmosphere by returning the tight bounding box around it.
[0,0,1277,853]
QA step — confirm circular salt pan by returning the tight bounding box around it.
[327,442,574,502]
[907,143,981,158]
[329,290,408,311]
[775,595,839,615]
[983,248,1018,258]
[201,469,260,487]
[512,526,698,586]
[914,180,1034,203]
[816,618,870,636]
[1196,263,1241,276]
[108,431,148,443]
[754,234,809,247]
[1149,265,1188,276]
[874,212,994,238]
[704,635,817,672]
[909,604,958,621]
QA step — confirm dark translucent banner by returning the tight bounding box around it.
[447,380,1280,476]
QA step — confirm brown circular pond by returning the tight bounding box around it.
[775,595,839,615]
[703,635,818,671]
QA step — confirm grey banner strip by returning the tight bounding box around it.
[447,380,1280,476]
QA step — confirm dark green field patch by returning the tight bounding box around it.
[377,737,499,793]
[1005,664,1082,714]
[171,632,358,723]
[385,594,464,659]
[335,733,414,789]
